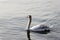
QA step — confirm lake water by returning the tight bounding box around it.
[0,0,60,40]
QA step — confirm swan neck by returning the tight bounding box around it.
[28,17,32,29]
[27,15,32,40]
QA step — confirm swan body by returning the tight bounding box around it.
[29,24,52,33]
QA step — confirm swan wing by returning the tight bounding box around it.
[30,24,45,31]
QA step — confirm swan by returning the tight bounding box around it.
[26,15,53,34]
[26,15,53,40]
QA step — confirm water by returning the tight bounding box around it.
[0,0,60,40]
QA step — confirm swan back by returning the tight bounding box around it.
[30,24,52,32]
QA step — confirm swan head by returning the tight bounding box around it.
[27,15,32,19]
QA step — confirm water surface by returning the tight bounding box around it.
[0,0,60,40]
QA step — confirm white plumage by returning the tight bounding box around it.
[30,24,53,32]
